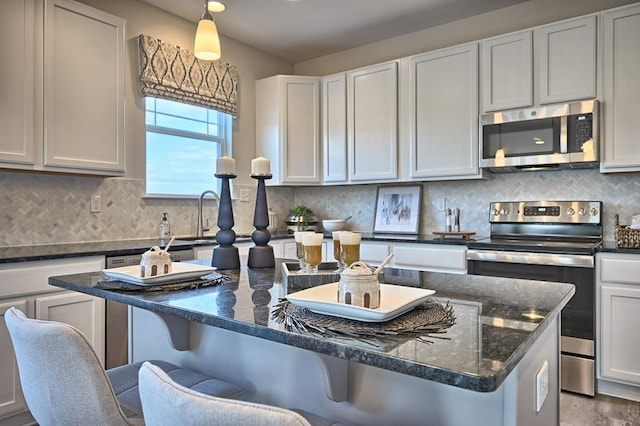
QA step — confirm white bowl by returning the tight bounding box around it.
[322,220,348,232]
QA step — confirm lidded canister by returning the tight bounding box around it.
[338,261,380,309]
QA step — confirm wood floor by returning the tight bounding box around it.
[561,391,640,425]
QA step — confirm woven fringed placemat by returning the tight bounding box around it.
[96,272,227,292]
[272,298,455,346]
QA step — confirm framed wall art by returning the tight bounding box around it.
[373,185,422,234]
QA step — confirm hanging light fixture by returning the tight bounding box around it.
[194,0,222,61]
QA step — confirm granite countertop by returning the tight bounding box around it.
[48,259,574,393]
[0,232,479,264]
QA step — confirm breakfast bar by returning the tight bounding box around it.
[48,259,574,426]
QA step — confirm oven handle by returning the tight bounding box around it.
[466,249,594,268]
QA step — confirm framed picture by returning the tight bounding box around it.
[373,185,422,234]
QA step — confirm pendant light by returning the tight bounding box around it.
[194,0,222,61]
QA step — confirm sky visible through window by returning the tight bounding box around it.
[145,98,227,196]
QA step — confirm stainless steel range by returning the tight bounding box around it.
[466,200,602,397]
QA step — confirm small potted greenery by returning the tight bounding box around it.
[286,205,316,231]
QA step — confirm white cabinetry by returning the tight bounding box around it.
[600,3,640,173]
[481,31,533,111]
[480,15,596,112]
[0,0,125,175]
[322,74,348,184]
[0,255,105,424]
[256,75,321,185]
[535,15,596,104]
[597,252,640,401]
[407,43,480,180]
[0,300,28,422]
[346,241,466,274]
[392,243,467,274]
[347,62,398,182]
[0,0,36,167]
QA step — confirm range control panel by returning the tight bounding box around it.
[490,201,602,224]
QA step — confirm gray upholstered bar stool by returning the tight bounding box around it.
[139,362,341,426]
[4,307,244,425]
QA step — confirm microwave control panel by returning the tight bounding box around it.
[569,113,593,151]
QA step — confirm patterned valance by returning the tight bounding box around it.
[138,34,238,116]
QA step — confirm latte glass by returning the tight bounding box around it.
[339,232,361,267]
[302,233,324,273]
[294,231,314,272]
[332,231,348,269]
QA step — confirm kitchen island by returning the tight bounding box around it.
[48,259,573,426]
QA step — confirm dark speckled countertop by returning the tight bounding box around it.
[0,233,479,264]
[48,259,574,393]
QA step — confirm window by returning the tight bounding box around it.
[145,98,232,197]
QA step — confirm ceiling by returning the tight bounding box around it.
[140,0,528,63]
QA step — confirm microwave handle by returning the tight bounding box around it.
[560,115,567,153]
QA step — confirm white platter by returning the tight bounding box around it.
[286,283,435,322]
[103,263,216,286]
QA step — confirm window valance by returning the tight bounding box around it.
[138,34,238,116]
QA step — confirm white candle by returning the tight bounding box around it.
[216,156,235,175]
[251,156,271,176]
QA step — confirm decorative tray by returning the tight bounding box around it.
[103,263,217,286]
[282,262,340,289]
[286,283,435,322]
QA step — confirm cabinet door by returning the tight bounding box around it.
[601,4,640,172]
[0,0,36,167]
[0,300,28,420]
[408,43,480,179]
[600,285,640,385]
[43,0,125,173]
[322,74,348,183]
[281,77,321,184]
[36,292,106,366]
[481,31,533,112]
[536,15,596,104]
[347,62,398,182]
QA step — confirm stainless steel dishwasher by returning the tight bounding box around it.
[104,249,195,368]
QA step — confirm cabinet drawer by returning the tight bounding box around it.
[393,244,466,273]
[360,243,391,264]
[0,256,105,298]
[599,257,640,284]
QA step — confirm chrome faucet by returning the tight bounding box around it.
[197,190,220,238]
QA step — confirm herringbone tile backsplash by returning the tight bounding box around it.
[1,169,639,247]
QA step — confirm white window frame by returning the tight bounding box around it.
[144,97,233,198]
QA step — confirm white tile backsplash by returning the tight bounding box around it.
[1,168,639,247]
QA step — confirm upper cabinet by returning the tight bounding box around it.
[535,15,597,104]
[256,75,321,185]
[0,0,126,175]
[600,3,640,173]
[481,15,596,112]
[481,31,533,111]
[406,43,481,180]
[43,0,125,173]
[322,73,348,183]
[0,0,36,167]
[347,61,398,182]
[321,62,399,185]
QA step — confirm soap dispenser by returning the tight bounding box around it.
[159,212,171,239]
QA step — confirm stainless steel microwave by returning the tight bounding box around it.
[480,100,599,172]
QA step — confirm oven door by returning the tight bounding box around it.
[467,249,596,396]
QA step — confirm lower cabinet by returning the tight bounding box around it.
[392,243,467,274]
[0,255,105,424]
[344,240,467,274]
[0,300,28,422]
[597,252,640,396]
